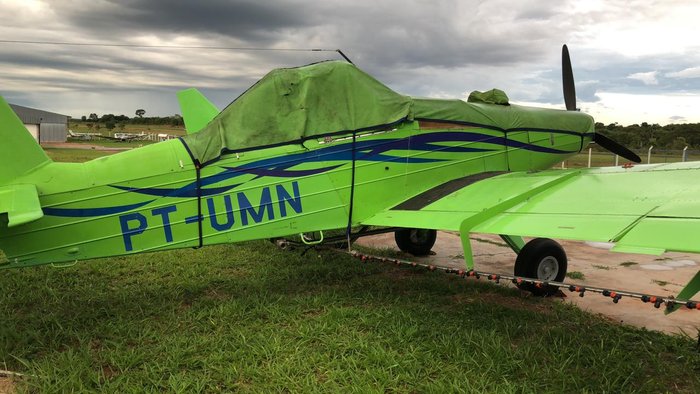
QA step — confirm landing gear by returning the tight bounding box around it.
[394,228,437,256]
[514,238,567,296]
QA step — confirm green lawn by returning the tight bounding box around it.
[62,139,159,148]
[1,243,699,393]
[43,148,120,162]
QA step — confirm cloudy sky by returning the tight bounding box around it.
[0,0,698,125]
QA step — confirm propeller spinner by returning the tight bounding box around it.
[562,45,641,163]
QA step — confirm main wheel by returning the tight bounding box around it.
[394,228,437,256]
[514,238,567,296]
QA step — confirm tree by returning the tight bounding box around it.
[89,113,98,122]
[81,115,87,121]
[170,114,183,126]
[106,121,116,130]
[135,109,146,118]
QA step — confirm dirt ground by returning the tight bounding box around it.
[0,377,14,394]
[357,232,700,336]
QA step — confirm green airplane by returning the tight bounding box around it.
[1,46,699,306]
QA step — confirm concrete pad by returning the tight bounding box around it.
[357,231,700,335]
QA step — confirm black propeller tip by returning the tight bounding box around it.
[594,133,642,163]
[562,45,577,111]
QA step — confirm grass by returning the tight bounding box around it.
[652,280,670,287]
[591,264,612,270]
[64,138,159,148]
[1,242,699,393]
[620,261,639,267]
[566,271,586,280]
[43,148,120,163]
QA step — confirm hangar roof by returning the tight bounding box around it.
[9,104,68,124]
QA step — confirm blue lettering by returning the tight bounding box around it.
[238,187,274,226]
[119,213,148,251]
[276,181,303,217]
[207,195,235,231]
[151,205,177,243]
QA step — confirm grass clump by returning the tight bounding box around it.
[566,271,586,280]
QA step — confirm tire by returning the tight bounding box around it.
[513,238,567,296]
[394,228,437,256]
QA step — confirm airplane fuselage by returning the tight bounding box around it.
[0,105,593,268]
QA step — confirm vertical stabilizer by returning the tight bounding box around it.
[177,88,219,134]
[0,96,51,184]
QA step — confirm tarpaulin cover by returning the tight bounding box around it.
[181,61,413,164]
[467,89,510,105]
[182,60,594,165]
[413,97,594,133]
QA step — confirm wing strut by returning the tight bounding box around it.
[458,171,579,270]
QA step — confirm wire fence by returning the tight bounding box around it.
[562,147,700,168]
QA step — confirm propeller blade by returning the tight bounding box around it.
[562,44,577,111]
[594,133,642,163]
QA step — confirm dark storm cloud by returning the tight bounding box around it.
[49,0,315,43]
[0,48,190,79]
[1,0,698,123]
[18,0,581,108]
[46,0,568,70]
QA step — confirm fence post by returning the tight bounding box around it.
[614,155,619,166]
[647,146,654,164]
[683,146,688,162]
[588,148,592,168]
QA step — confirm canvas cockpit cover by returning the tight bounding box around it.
[181,61,413,164]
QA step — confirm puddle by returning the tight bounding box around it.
[585,242,615,250]
[640,259,696,270]
[664,259,696,267]
[640,264,674,271]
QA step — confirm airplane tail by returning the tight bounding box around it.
[0,96,49,227]
[0,96,51,184]
[177,88,220,134]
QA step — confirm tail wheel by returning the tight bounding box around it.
[394,228,437,256]
[514,238,567,296]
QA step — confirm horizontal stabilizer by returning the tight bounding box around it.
[177,88,219,134]
[0,184,43,228]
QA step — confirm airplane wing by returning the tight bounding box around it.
[362,161,700,256]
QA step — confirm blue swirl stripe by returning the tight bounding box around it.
[43,200,155,218]
[44,131,575,218]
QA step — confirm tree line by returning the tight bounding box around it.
[77,109,184,130]
[598,122,700,151]
[74,110,699,149]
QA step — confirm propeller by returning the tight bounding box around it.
[594,133,641,163]
[561,45,641,163]
[562,45,576,111]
